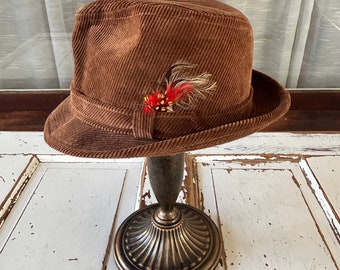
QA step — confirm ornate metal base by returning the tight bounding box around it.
[114,203,222,270]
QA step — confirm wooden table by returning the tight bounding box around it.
[0,132,339,270]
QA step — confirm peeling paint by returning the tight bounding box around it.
[183,155,200,208]
[0,156,39,227]
[140,190,151,209]
[300,159,340,243]
[291,173,301,188]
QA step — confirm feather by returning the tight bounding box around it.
[144,61,217,113]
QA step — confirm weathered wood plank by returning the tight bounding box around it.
[1,132,339,270]
[1,132,339,156]
[306,156,340,215]
[0,132,59,155]
[0,162,128,270]
[103,160,145,270]
[195,156,340,269]
[306,156,340,230]
[0,155,32,206]
[0,155,38,226]
[191,133,340,156]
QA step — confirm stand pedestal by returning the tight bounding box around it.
[114,153,222,270]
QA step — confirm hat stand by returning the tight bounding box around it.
[114,152,222,269]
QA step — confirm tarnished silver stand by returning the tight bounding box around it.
[114,153,222,269]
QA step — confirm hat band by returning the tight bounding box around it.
[71,88,255,140]
[71,90,135,135]
[71,90,203,139]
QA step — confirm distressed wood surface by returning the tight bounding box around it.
[306,156,340,238]
[195,156,340,269]
[138,155,199,209]
[0,132,339,270]
[1,132,339,155]
[0,155,38,226]
[0,155,32,206]
[0,163,126,270]
[0,161,144,270]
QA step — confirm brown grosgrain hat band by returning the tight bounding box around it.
[44,0,290,158]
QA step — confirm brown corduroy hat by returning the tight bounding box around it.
[44,0,291,158]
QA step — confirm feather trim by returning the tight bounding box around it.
[144,61,217,113]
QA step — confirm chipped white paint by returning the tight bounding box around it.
[37,154,144,164]
[0,161,144,270]
[102,160,146,270]
[306,156,340,218]
[196,157,340,269]
[0,163,127,269]
[1,132,340,155]
[190,132,340,156]
[300,159,340,242]
[0,132,57,154]
[214,168,336,269]
[193,154,301,164]
[0,132,339,270]
[0,155,33,207]
[138,164,188,207]
[0,156,39,226]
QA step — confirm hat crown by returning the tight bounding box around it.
[44,0,290,158]
[71,0,254,139]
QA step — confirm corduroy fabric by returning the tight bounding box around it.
[44,0,291,158]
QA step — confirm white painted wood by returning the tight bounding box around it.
[1,132,340,270]
[192,132,340,156]
[0,132,60,155]
[104,159,145,270]
[306,156,340,219]
[0,155,33,206]
[0,160,144,270]
[0,155,38,225]
[1,132,339,155]
[37,154,143,164]
[299,159,340,246]
[195,156,340,270]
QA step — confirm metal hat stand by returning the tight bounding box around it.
[114,152,222,269]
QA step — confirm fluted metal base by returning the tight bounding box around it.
[114,203,222,270]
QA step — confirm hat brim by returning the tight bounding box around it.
[44,70,290,158]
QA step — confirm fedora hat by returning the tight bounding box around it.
[44,0,290,158]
